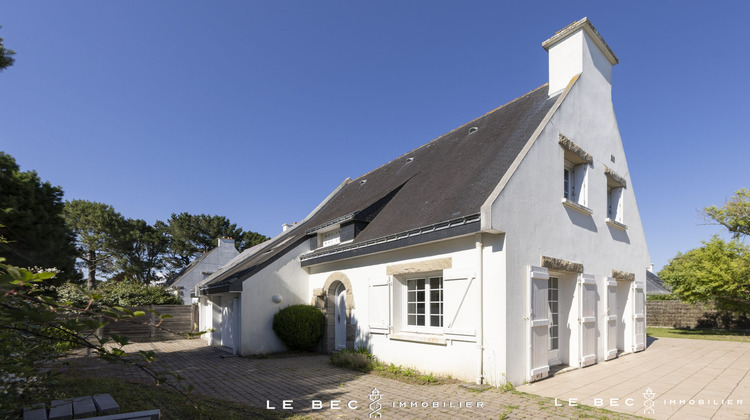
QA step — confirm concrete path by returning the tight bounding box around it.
[65,340,640,419]
[517,336,750,419]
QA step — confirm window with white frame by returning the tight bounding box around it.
[406,276,443,328]
[605,168,626,226]
[607,186,624,222]
[563,159,588,207]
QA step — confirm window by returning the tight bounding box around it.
[406,276,443,328]
[318,228,341,248]
[607,186,624,222]
[563,159,589,209]
[605,167,627,228]
[548,277,559,351]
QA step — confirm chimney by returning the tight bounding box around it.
[542,18,618,97]
[218,237,235,248]
[282,222,296,232]
[648,263,654,273]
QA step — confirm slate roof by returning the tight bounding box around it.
[165,251,212,287]
[200,84,557,293]
[646,270,671,295]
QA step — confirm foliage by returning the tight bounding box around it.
[0,257,197,416]
[330,347,374,372]
[115,218,169,284]
[159,213,269,275]
[56,281,181,308]
[63,200,128,289]
[647,327,750,343]
[0,152,77,283]
[658,236,750,314]
[372,362,448,385]
[704,188,750,239]
[0,26,14,71]
[646,293,678,301]
[271,304,324,351]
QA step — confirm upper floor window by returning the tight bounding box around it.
[563,159,589,208]
[605,166,627,228]
[319,228,341,248]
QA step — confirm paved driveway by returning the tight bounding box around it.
[66,340,641,419]
[517,336,750,419]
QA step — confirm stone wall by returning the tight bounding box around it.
[647,300,749,329]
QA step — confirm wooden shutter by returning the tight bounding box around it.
[632,283,646,352]
[368,277,391,334]
[443,269,475,336]
[578,274,597,367]
[528,265,550,382]
[605,277,618,360]
[573,164,588,206]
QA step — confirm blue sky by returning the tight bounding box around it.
[1,1,748,272]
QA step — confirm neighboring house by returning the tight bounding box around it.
[646,268,671,295]
[196,18,650,385]
[166,238,240,304]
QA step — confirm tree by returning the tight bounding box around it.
[114,218,169,284]
[159,213,269,274]
[63,200,128,289]
[0,152,77,282]
[0,25,14,71]
[658,236,750,314]
[704,188,750,239]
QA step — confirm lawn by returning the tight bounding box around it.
[647,327,750,342]
[30,376,302,420]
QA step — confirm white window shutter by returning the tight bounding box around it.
[573,164,588,206]
[605,277,618,360]
[632,283,646,352]
[578,274,597,367]
[528,265,550,382]
[443,270,475,336]
[368,277,391,334]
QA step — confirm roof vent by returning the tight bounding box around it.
[469,127,478,135]
[406,157,414,163]
[359,179,367,185]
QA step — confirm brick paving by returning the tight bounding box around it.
[62,340,645,419]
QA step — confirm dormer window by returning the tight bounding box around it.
[319,228,341,248]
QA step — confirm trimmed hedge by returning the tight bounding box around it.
[272,304,325,351]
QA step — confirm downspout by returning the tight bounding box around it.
[475,233,484,384]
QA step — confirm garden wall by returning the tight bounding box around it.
[647,300,749,329]
[99,304,198,341]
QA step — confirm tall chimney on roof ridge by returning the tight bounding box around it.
[218,237,235,247]
[543,17,618,97]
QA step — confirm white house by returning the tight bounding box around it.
[196,18,650,385]
[165,237,240,304]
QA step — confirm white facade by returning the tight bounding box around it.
[169,238,239,304]
[199,18,649,386]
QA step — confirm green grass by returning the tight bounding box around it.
[33,376,302,420]
[647,327,750,342]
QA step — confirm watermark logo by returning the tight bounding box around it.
[643,387,656,415]
[369,388,382,418]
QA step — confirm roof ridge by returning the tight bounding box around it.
[351,84,549,183]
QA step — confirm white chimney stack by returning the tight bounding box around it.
[542,18,618,97]
[282,222,295,232]
[218,237,235,248]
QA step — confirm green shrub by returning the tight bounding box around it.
[55,281,182,308]
[646,293,678,301]
[271,304,324,351]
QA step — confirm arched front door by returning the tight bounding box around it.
[335,283,346,350]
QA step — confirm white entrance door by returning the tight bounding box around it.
[548,277,560,365]
[221,298,233,349]
[528,266,550,382]
[578,274,597,367]
[605,278,618,360]
[335,284,346,350]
